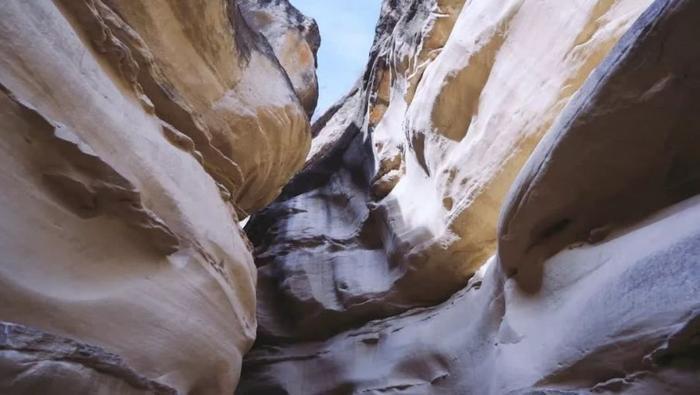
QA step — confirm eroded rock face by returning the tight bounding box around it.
[246,0,657,340]
[0,0,316,393]
[239,0,321,117]
[241,0,700,393]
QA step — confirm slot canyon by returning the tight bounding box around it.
[0,0,699,394]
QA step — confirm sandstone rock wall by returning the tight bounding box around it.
[0,0,317,393]
[246,0,657,340]
[2,0,699,393]
[241,0,700,393]
[239,0,321,117]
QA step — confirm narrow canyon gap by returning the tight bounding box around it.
[0,1,699,395]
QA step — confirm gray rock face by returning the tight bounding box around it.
[243,197,700,393]
[0,322,178,395]
[2,0,699,393]
[240,0,700,393]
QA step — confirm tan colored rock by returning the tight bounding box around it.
[240,1,700,393]
[383,0,654,303]
[0,0,314,393]
[245,0,655,341]
[239,0,321,117]
[498,0,700,287]
[59,0,312,216]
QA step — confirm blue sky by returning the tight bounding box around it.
[292,1,382,117]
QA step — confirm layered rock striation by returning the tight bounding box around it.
[241,0,700,393]
[2,0,699,393]
[0,0,317,393]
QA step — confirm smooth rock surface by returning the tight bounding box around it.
[498,0,700,286]
[0,0,316,393]
[246,0,656,341]
[242,194,700,394]
[240,0,700,393]
[3,0,699,393]
[239,0,321,117]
